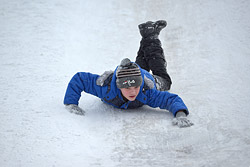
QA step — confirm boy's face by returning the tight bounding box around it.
[120,86,140,101]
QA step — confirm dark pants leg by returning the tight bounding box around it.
[135,38,172,90]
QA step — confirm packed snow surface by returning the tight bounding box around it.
[1,0,250,166]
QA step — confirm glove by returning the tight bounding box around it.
[172,111,194,128]
[65,104,85,115]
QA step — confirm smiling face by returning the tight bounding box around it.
[120,86,140,101]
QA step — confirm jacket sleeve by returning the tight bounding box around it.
[146,89,189,116]
[63,72,104,105]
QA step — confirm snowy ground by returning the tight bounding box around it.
[1,0,250,166]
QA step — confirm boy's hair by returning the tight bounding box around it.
[116,58,142,89]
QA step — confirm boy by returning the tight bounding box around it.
[64,20,193,128]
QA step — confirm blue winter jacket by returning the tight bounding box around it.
[64,66,189,116]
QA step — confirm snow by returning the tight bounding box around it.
[1,0,250,166]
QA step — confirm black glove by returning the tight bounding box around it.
[172,111,194,128]
[65,104,85,115]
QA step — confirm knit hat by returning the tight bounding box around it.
[116,58,142,89]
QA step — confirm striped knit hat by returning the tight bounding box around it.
[116,58,142,89]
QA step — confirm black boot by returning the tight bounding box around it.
[138,20,167,39]
[155,20,167,34]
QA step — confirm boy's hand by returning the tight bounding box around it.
[65,104,85,115]
[172,111,194,128]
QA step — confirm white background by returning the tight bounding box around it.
[1,0,250,166]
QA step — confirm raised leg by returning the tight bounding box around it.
[135,20,172,90]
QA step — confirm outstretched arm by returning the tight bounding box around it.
[146,90,193,128]
[64,72,103,114]
[64,72,102,105]
[147,89,189,116]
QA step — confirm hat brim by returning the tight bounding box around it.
[116,76,142,89]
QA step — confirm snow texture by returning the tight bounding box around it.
[1,0,250,166]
